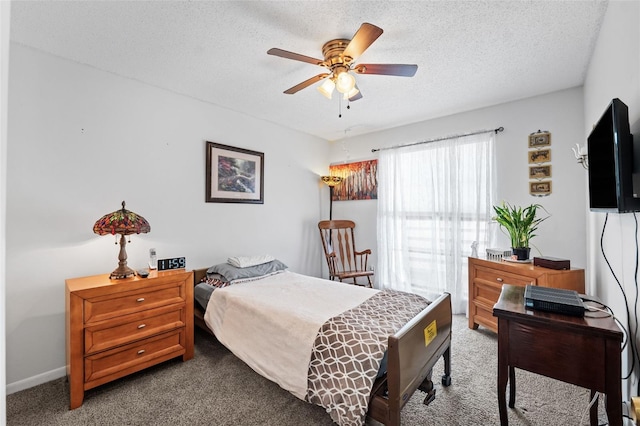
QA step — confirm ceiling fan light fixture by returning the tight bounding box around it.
[335,70,356,94]
[317,78,335,99]
[269,23,417,98]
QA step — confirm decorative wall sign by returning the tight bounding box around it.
[329,159,378,201]
[206,141,264,203]
[529,165,552,179]
[528,149,551,164]
[530,181,552,197]
[528,131,551,148]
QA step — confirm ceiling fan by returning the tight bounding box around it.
[267,23,418,102]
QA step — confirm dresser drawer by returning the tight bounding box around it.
[472,279,503,307]
[84,284,185,324]
[84,305,185,354]
[84,330,185,386]
[475,267,534,287]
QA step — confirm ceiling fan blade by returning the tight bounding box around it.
[354,64,418,77]
[283,73,330,94]
[267,48,325,66]
[343,23,383,61]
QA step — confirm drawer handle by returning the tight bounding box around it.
[496,278,503,282]
[137,324,146,329]
[137,349,145,355]
[136,298,145,302]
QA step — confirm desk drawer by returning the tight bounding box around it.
[476,267,534,287]
[84,305,185,354]
[84,330,184,385]
[84,285,184,324]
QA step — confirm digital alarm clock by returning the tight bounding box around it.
[157,257,186,271]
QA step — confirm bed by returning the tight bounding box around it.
[192,260,452,426]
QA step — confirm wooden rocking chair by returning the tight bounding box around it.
[318,220,374,287]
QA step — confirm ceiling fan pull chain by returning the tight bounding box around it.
[338,96,342,118]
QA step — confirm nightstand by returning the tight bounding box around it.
[65,269,193,409]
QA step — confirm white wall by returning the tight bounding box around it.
[583,0,640,401]
[329,87,588,280]
[6,43,328,390]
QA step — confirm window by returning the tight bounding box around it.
[376,131,496,314]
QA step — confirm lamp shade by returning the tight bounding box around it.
[321,175,343,187]
[335,71,356,94]
[317,78,335,99]
[94,201,150,279]
[343,85,360,100]
[93,201,150,236]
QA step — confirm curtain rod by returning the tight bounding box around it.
[371,126,504,153]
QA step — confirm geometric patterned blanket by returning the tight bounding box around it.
[306,290,431,426]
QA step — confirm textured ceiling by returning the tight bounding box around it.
[9,1,608,141]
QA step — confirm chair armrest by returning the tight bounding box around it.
[355,249,372,256]
[353,249,371,273]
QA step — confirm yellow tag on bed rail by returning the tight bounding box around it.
[424,320,437,347]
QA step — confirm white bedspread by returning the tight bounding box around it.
[204,271,378,399]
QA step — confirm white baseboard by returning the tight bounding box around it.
[6,367,66,395]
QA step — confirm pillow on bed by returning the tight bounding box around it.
[227,254,275,268]
[206,259,288,282]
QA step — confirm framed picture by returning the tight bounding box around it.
[206,142,264,204]
[528,149,551,164]
[528,131,551,148]
[329,159,378,201]
[529,165,552,179]
[529,180,552,196]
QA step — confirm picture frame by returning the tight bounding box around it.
[529,180,552,197]
[528,149,551,164]
[206,141,264,204]
[529,165,552,179]
[329,159,378,201]
[528,131,551,148]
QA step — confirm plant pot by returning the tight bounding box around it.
[511,247,530,261]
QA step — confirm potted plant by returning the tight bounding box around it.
[492,202,549,260]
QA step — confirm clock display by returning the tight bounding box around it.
[157,257,186,271]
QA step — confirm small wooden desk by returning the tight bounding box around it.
[493,284,623,426]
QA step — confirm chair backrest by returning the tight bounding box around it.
[318,220,359,275]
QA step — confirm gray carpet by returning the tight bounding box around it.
[7,315,609,425]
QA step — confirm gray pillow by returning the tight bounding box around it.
[206,259,288,282]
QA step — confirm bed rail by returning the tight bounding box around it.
[368,292,452,426]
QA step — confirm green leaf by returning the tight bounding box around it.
[492,202,549,248]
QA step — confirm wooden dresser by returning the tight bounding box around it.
[468,257,584,333]
[65,269,194,409]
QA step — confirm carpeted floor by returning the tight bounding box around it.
[7,314,609,425]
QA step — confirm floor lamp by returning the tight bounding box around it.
[321,175,343,220]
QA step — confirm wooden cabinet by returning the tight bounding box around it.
[65,269,194,409]
[468,257,584,333]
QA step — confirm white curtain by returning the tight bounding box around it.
[376,131,497,314]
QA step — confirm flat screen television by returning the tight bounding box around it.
[587,98,640,212]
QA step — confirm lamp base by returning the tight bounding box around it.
[109,265,135,280]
